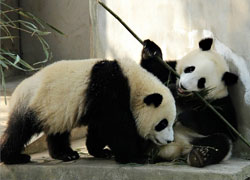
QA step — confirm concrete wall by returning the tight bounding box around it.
[90,0,250,156]
[20,0,90,65]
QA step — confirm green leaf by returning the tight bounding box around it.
[0,65,7,104]
[0,60,9,69]
[0,36,18,40]
[14,55,20,65]
[45,23,65,35]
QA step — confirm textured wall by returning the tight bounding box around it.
[20,0,90,64]
[90,0,250,156]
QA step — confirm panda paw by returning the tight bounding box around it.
[93,149,113,159]
[102,149,113,158]
[142,39,162,60]
[2,154,31,164]
[52,150,80,162]
[187,146,218,167]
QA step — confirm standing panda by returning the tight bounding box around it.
[140,38,238,167]
[0,58,176,164]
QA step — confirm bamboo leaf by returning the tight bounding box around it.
[0,60,9,69]
[0,1,15,10]
[0,65,7,104]
[14,55,20,65]
[1,12,16,26]
[45,23,65,35]
[0,36,18,40]
[19,11,46,29]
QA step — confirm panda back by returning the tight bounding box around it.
[28,59,102,134]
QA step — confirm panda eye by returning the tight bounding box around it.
[155,119,168,132]
[198,77,206,89]
[184,66,195,73]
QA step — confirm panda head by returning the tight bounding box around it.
[176,38,238,100]
[134,91,176,146]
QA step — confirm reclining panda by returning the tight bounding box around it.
[140,38,238,167]
[0,58,176,164]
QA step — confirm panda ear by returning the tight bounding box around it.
[199,38,213,51]
[144,93,163,107]
[222,72,238,86]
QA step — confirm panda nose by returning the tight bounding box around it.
[167,140,173,144]
[180,84,187,90]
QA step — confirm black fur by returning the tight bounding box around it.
[197,77,206,89]
[0,59,156,164]
[199,38,213,51]
[47,132,79,161]
[222,72,238,86]
[188,133,231,167]
[141,39,177,84]
[81,60,153,163]
[140,38,238,167]
[0,108,42,164]
[177,96,237,141]
[143,93,163,107]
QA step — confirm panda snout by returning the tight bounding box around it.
[180,83,187,91]
[167,140,173,144]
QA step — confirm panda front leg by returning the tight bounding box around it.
[140,39,177,84]
[86,124,113,159]
[187,133,232,167]
[46,131,79,161]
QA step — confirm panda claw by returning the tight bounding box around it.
[142,40,162,59]
[52,150,79,162]
[103,149,113,159]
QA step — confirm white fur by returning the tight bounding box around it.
[118,59,176,144]
[222,139,233,161]
[158,122,203,160]
[176,49,229,99]
[23,59,101,134]
[11,58,176,145]
[214,39,250,105]
[158,42,233,160]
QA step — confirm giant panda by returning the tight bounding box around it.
[140,38,238,167]
[0,58,176,164]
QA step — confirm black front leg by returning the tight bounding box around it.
[46,132,79,161]
[86,124,113,159]
[140,39,177,84]
[141,39,163,60]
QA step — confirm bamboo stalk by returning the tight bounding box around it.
[97,0,250,148]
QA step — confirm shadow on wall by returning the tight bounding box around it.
[20,0,90,65]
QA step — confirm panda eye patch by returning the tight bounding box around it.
[155,119,168,132]
[184,66,195,73]
[198,77,206,89]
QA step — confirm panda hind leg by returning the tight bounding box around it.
[46,132,79,161]
[187,133,232,167]
[0,109,42,164]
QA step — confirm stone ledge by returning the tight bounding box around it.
[1,156,250,180]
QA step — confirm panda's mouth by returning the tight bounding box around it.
[177,87,191,95]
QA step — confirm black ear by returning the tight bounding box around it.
[199,38,213,51]
[222,72,238,86]
[144,93,163,107]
